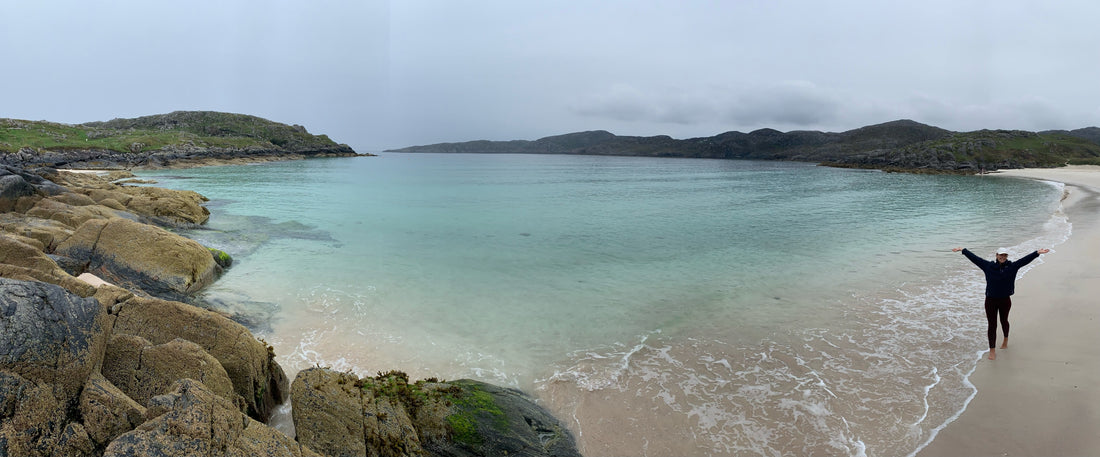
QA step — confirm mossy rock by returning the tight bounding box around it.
[208,247,233,268]
[290,367,580,457]
[428,379,580,457]
[292,370,585,455]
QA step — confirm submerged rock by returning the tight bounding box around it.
[290,367,581,457]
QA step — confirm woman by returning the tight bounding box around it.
[952,246,1050,360]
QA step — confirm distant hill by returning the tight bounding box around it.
[1040,127,1100,145]
[389,120,1100,172]
[1,111,358,168]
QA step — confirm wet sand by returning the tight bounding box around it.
[919,166,1100,456]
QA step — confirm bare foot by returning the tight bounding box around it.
[1000,338,1008,350]
[988,349,996,360]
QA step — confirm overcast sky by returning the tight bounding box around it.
[4,1,1099,151]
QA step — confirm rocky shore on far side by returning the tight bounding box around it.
[0,163,581,457]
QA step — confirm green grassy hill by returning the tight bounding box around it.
[1,111,346,155]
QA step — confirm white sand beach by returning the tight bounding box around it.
[919,166,1100,456]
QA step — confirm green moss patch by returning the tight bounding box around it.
[207,247,233,268]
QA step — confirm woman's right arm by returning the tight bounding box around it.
[953,247,985,267]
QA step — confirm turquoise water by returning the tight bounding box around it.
[139,154,1068,456]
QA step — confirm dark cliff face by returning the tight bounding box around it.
[388,120,1100,172]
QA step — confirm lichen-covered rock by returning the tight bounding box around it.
[0,369,71,457]
[111,294,288,422]
[0,235,96,297]
[0,278,112,457]
[290,368,581,457]
[0,277,108,400]
[291,368,369,457]
[102,335,239,409]
[0,212,76,251]
[54,217,219,298]
[118,186,210,226]
[79,371,148,447]
[26,197,124,228]
[50,170,211,226]
[103,378,320,457]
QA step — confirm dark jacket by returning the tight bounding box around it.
[962,249,1040,298]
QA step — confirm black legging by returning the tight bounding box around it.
[984,297,1012,348]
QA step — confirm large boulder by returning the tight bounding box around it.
[53,217,219,299]
[291,368,581,457]
[115,186,210,226]
[0,278,109,457]
[111,294,288,422]
[0,277,108,400]
[290,368,369,456]
[101,335,239,409]
[103,378,320,457]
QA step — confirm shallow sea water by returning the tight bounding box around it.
[139,154,1069,456]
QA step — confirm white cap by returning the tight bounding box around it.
[996,247,1010,255]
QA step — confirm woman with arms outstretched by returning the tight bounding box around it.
[952,246,1050,360]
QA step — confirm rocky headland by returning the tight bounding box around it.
[1,111,363,170]
[0,156,580,454]
[388,121,1100,173]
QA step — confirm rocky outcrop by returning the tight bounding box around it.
[110,293,288,422]
[0,278,109,456]
[54,217,219,299]
[0,277,299,457]
[103,379,319,457]
[44,169,210,226]
[291,367,581,457]
[0,165,306,456]
[2,111,361,169]
[0,278,109,401]
[0,167,225,300]
[101,335,237,409]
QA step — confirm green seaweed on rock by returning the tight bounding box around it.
[207,247,233,268]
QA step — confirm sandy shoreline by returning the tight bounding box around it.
[918,166,1100,456]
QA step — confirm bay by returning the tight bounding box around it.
[139,154,1068,456]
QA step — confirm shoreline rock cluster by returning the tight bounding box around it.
[0,163,581,456]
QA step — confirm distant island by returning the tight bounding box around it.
[388,120,1100,173]
[1,111,360,169]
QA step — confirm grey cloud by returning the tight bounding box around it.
[721,81,841,127]
[571,81,841,131]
